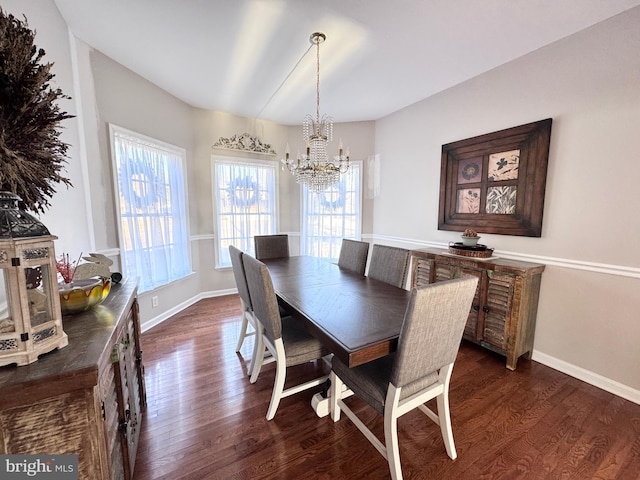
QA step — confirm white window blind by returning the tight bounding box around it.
[110,125,191,293]
[213,157,278,267]
[301,162,362,261]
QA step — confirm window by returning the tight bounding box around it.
[301,162,362,261]
[213,156,278,268]
[110,125,191,293]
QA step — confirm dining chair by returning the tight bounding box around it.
[337,239,370,276]
[329,276,478,480]
[228,245,274,379]
[367,244,410,288]
[254,234,290,260]
[243,252,331,420]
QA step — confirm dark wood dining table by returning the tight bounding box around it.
[262,255,411,368]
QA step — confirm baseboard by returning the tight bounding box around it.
[532,350,640,405]
[140,288,237,333]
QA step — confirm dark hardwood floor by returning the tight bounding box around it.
[133,295,640,480]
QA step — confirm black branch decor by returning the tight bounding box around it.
[0,8,74,213]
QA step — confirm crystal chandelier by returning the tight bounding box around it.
[281,32,349,193]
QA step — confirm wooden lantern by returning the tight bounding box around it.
[0,193,68,366]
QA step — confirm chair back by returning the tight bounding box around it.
[391,276,478,389]
[254,234,290,260]
[367,244,410,288]
[229,245,252,310]
[338,239,370,276]
[243,253,283,342]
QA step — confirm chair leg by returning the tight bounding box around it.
[249,328,265,384]
[329,371,342,422]
[436,390,457,460]
[384,385,404,480]
[266,341,287,421]
[247,318,259,377]
[235,309,249,352]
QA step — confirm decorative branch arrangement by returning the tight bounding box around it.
[0,8,74,213]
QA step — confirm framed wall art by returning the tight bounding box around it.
[438,118,552,237]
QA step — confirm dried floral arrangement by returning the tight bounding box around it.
[56,252,113,284]
[56,253,81,284]
[0,8,74,213]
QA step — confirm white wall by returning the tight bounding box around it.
[374,7,640,399]
[2,0,92,256]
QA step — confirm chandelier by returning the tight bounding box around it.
[281,32,349,193]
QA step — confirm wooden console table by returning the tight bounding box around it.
[0,279,146,480]
[410,248,545,370]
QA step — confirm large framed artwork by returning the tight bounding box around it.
[438,118,552,237]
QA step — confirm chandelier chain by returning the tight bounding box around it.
[315,34,321,124]
[255,44,313,119]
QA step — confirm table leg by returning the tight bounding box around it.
[311,385,354,418]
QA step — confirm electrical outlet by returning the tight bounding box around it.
[151,296,159,308]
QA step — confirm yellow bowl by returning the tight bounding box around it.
[59,277,112,315]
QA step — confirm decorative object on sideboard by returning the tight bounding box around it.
[438,119,552,237]
[460,228,480,246]
[56,253,113,315]
[448,228,494,258]
[0,9,74,213]
[0,192,68,367]
[280,32,350,193]
[212,133,276,156]
[447,242,495,259]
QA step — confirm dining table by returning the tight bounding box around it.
[261,255,412,416]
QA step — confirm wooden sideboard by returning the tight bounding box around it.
[0,279,146,480]
[410,248,545,370]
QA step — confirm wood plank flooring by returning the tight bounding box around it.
[133,295,640,480]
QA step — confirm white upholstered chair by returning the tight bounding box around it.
[329,276,478,480]
[243,252,331,420]
[367,244,410,288]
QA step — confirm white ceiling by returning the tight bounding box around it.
[53,0,640,125]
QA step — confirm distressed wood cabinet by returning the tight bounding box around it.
[410,248,545,370]
[0,279,146,479]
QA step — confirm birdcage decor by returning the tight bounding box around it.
[0,193,68,367]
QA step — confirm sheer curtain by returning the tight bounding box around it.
[213,156,277,268]
[301,162,362,261]
[111,125,191,292]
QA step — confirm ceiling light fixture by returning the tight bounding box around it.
[281,32,349,193]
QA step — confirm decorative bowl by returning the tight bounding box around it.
[461,235,481,246]
[59,277,112,315]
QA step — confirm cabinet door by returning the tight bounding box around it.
[100,355,126,480]
[479,272,515,351]
[122,301,145,473]
[412,258,433,286]
[112,335,131,480]
[456,267,484,341]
